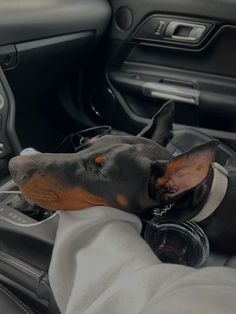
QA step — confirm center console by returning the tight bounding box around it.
[0,67,59,313]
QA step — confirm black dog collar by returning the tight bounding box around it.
[191,162,228,222]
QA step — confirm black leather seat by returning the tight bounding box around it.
[0,283,34,314]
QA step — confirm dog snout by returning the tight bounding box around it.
[9,156,36,183]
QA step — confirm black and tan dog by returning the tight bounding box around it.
[9,102,236,253]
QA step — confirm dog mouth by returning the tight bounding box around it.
[13,172,66,209]
[11,171,110,211]
[9,157,69,209]
[21,188,60,203]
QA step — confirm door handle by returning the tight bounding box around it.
[143,82,199,105]
[165,21,207,42]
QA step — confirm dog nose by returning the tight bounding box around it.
[9,156,34,183]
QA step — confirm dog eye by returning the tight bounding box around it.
[94,156,106,166]
[87,159,107,178]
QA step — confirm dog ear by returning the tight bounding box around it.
[151,140,219,197]
[138,100,174,146]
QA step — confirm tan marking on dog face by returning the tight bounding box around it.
[94,156,106,165]
[17,173,110,211]
[116,194,128,208]
[197,165,203,171]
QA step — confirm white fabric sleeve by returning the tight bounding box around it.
[49,206,236,314]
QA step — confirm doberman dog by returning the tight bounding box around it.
[9,101,236,253]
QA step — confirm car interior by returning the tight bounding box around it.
[0,0,235,313]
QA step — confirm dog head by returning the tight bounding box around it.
[9,101,218,212]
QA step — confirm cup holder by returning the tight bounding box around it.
[144,217,209,268]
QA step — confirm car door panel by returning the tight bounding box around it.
[128,25,236,77]
[88,0,236,150]
[109,0,236,41]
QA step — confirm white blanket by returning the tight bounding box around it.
[49,206,236,314]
